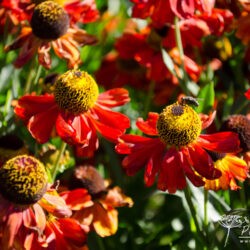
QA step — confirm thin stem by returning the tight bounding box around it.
[174,16,189,95]
[184,186,207,245]
[203,189,209,242]
[51,141,67,182]
[33,64,43,89]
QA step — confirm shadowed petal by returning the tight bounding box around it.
[136,112,159,136]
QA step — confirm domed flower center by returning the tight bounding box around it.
[156,102,202,147]
[221,114,250,153]
[0,155,48,205]
[54,70,99,115]
[30,1,69,40]
[32,0,68,5]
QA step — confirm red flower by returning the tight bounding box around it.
[4,1,97,69]
[0,0,32,34]
[116,102,241,193]
[0,155,72,249]
[14,70,130,156]
[245,88,250,99]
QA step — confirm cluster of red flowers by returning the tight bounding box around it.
[0,0,249,249]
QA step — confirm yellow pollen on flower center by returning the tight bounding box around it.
[54,70,99,115]
[32,0,68,5]
[0,155,48,205]
[30,1,69,40]
[156,102,202,147]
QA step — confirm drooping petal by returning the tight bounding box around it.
[136,112,159,136]
[179,148,205,187]
[157,147,187,193]
[92,203,118,237]
[38,42,52,69]
[28,104,59,143]
[55,218,87,247]
[187,144,221,179]
[2,210,23,249]
[40,191,72,218]
[56,113,80,145]
[200,110,216,130]
[97,88,130,107]
[198,132,241,153]
[121,137,165,177]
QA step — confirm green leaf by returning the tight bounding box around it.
[161,48,176,77]
[196,81,215,113]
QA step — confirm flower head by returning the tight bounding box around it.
[30,1,69,40]
[60,165,133,237]
[204,152,248,191]
[4,1,97,69]
[0,155,72,249]
[116,100,241,193]
[221,114,250,153]
[14,70,130,156]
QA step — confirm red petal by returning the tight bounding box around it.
[122,138,164,177]
[92,105,130,131]
[60,189,93,210]
[197,132,241,153]
[57,218,87,246]
[200,110,216,130]
[14,94,55,121]
[180,149,205,187]
[28,105,58,143]
[2,210,23,248]
[245,88,250,99]
[187,144,221,179]
[116,134,159,154]
[157,148,187,193]
[56,114,79,145]
[136,112,159,136]
[97,88,130,107]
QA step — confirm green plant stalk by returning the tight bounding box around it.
[24,61,43,93]
[203,189,209,243]
[174,16,190,95]
[51,141,67,182]
[184,186,207,245]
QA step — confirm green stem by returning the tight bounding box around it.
[51,141,67,182]
[184,186,207,245]
[203,189,209,245]
[24,60,43,93]
[33,64,43,89]
[174,16,189,95]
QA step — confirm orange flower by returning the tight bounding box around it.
[60,165,133,237]
[204,153,249,191]
[4,1,97,69]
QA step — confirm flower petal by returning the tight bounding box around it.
[28,104,58,143]
[60,189,93,211]
[136,112,159,136]
[14,94,56,121]
[187,144,221,179]
[157,148,187,193]
[97,88,130,107]
[198,132,241,153]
